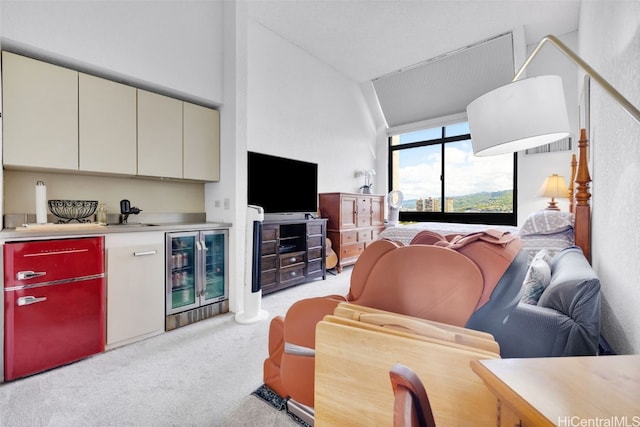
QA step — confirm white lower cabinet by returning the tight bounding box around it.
[105,232,165,349]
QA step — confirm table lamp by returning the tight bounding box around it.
[537,174,569,211]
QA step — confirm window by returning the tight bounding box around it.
[389,122,517,225]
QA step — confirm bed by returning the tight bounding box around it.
[379,129,592,261]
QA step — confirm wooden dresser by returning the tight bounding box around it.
[319,192,385,273]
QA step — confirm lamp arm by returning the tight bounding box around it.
[513,34,640,125]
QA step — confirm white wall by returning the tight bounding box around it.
[246,19,379,195]
[0,1,224,106]
[580,1,640,354]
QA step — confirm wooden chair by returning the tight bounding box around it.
[389,363,437,427]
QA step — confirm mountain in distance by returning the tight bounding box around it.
[402,189,513,213]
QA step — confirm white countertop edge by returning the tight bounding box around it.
[0,222,232,240]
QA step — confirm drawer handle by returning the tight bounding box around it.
[134,250,157,257]
[17,296,47,306]
[16,270,46,280]
[290,271,297,277]
[290,257,297,263]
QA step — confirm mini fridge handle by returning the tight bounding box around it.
[16,270,46,280]
[17,296,47,306]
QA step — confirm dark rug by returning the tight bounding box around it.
[252,384,312,427]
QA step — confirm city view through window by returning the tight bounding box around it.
[390,122,515,215]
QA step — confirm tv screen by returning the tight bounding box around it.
[247,151,318,214]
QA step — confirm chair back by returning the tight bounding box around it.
[389,363,437,427]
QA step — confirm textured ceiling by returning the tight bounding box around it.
[248,0,580,83]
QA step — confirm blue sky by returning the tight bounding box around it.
[396,123,513,200]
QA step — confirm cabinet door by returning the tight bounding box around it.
[2,51,78,170]
[260,224,278,293]
[167,232,200,314]
[371,196,385,226]
[106,233,165,349]
[79,73,137,174]
[183,103,220,181]
[201,230,228,304]
[339,195,358,229]
[306,221,325,279]
[137,89,183,178]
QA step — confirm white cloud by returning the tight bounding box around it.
[399,146,512,199]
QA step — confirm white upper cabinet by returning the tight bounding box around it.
[79,73,137,175]
[183,103,220,181]
[1,52,220,182]
[137,89,183,179]
[2,51,79,171]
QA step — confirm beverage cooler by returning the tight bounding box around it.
[165,229,229,330]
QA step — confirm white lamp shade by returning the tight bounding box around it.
[537,174,569,198]
[467,75,571,156]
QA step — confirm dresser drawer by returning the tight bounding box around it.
[280,251,305,268]
[371,226,384,240]
[341,230,358,245]
[341,243,364,260]
[308,235,322,249]
[357,215,372,227]
[280,265,305,284]
[357,197,370,214]
[358,229,373,243]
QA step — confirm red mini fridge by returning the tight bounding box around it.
[3,237,106,381]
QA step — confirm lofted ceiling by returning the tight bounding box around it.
[247,0,581,84]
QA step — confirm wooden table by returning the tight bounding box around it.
[471,355,640,427]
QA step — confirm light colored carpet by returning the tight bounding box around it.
[0,269,352,427]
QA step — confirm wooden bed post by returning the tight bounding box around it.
[569,154,577,214]
[574,128,592,261]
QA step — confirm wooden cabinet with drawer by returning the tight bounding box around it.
[319,192,386,273]
[259,219,327,295]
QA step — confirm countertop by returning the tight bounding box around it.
[0,221,232,240]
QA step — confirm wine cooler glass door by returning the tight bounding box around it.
[167,232,199,315]
[201,230,228,305]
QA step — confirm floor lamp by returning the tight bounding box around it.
[466,34,640,261]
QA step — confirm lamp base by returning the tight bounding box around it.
[546,200,560,211]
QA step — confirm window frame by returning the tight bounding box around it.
[388,125,518,226]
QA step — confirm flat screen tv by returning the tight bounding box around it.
[247,151,318,214]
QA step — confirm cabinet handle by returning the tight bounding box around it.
[196,241,202,251]
[17,295,47,306]
[133,250,157,257]
[201,240,208,251]
[16,270,46,280]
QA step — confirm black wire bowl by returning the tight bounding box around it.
[48,200,98,223]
